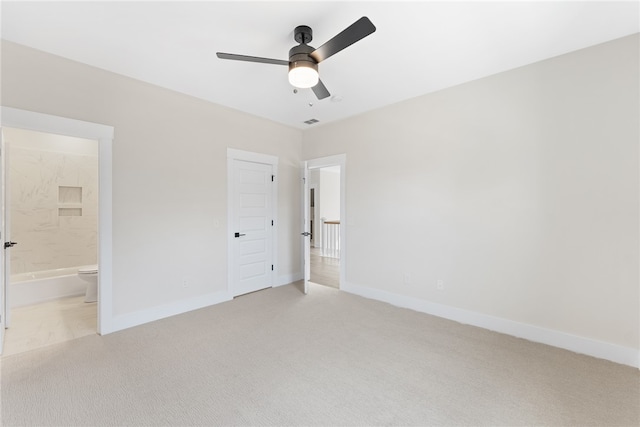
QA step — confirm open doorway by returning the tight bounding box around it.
[1,107,114,356]
[303,154,345,292]
[1,127,99,356]
[309,166,340,288]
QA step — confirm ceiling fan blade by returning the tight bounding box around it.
[309,17,376,63]
[312,79,330,100]
[216,52,288,66]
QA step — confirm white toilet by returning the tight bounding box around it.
[78,264,98,303]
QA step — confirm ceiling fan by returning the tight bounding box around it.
[216,17,376,100]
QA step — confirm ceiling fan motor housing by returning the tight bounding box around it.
[289,43,318,71]
[290,25,317,73]
[288,43,318,88]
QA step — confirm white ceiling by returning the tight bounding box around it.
[1,1,638,130]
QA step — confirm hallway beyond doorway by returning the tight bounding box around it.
[310,247,339,288]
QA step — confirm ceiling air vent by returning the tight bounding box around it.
[304,118,319,125]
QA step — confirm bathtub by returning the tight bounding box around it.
[10,267,88,307]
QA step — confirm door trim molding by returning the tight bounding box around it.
[0,106,114,335]
[227,148,278,296]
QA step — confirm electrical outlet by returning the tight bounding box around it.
[182,279,189,288]
[437,279,444,290]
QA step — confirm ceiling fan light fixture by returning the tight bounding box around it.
[288,61,318,89]
[217,17,376,99]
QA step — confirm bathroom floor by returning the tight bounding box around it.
[2,296,97,357]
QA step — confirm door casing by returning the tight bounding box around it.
[0,128,6,352]
[303,154,346,290]
[227,148,278,297]
[0,107,114,338]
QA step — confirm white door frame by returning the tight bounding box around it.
[227,148,278,296]
[303,154,346,289]
[1,129,13,329]
[0,129,6,353]
[0,107,114,336]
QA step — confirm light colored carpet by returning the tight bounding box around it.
[2,283,638,426]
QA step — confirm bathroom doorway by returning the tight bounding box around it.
[0,107,114,356]
[1,127,99,356]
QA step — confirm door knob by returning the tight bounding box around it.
[4,241,17,249]
[234,232,246,238]
[301,232,311,236]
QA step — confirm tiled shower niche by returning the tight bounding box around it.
[58,186,83,216]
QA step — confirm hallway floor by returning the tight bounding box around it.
[2,296,96,357]
[310,247,340,288]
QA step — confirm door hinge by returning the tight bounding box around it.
[271,220,274,226]
[271,265,274,271]
[271,175,274,182]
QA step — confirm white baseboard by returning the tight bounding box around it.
[341,281,639,369]
[275,272,303,287]
[107,290,233,334]
[105,274,302,335]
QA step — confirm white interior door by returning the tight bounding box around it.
[0,129,6,353]
[302,162,310,294]
[231,159,274,296]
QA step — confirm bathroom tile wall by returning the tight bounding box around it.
[7,127,98,275]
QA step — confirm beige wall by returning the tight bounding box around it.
[319,169,340,222]
[303,35,639,350]
[1,40,303,316]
